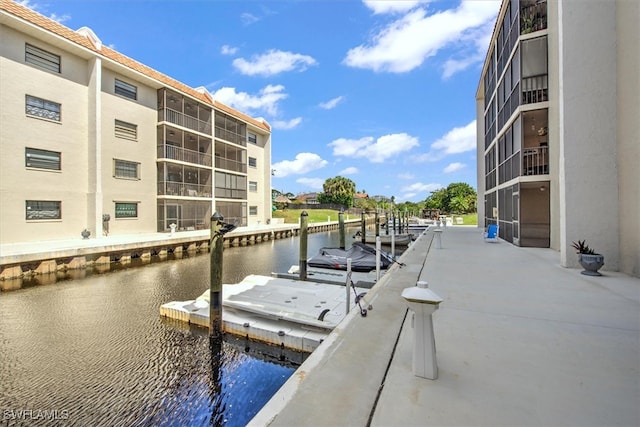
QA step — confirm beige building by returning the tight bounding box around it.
[476,0,639,276]
[0,0,272,244]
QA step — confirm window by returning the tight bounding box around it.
[248,133,257,144]
[25,43,60,73]
[115,79,137,100]
[25,148,61,170]
[115,120,137,140]
[114,159,140,179]
[249,181,257,192]
[26,95,60,121]
[26,200,61,220]
[248,157,257,168]
[115,202,138,218]
[249,206,258,215]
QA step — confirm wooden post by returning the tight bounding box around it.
[360,211,366,244]
[375,211,380,237]
[209,212,224,339]
[339,209,345,249]
[299,211,308,280]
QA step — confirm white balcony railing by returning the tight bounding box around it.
[522,145,548,175]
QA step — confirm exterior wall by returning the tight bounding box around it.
[100,67,158,236]
[475,97,486,227]
[0,24,90,242]
[246,127,271,226]
[557,0,620,269]
[616,0,640,276]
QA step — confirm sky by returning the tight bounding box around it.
[20,0,501,202]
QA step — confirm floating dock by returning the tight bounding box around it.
[159,274,369,353]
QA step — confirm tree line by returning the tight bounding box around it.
[274,176,477,215]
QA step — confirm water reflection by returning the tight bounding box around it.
[0,229,368,426]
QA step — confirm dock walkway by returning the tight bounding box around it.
[250,226,640,427]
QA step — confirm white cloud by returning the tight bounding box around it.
[233,49,318,77]
[319,96,345,110]
[272,153,328,177]
[241,12,260,26]
[398,182,442,201]
[329,133,419,163]
[339,166,359,175]
[211,84,287,116]
[363,0,424,15]
[296,177,325,190]
[221,45,238,55]
[344,1,500,74]
[272,117,302,130]
[415,120,476,162]
[443,162,466,173]
[398,172,415,180]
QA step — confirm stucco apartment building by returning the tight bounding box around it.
[476,0,639,276]
[0,0,273,245]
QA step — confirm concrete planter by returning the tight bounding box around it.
[578,253,604,276]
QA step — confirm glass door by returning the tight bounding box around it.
[166,204,182,230]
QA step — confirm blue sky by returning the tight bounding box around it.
[22,0,500,202]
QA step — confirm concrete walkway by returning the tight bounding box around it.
[250,226,640,427]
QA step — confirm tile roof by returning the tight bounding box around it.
[0,0,270,132]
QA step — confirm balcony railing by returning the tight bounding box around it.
[214,156,247,173]
[157,145,212,167]
[158,181,212,198]
[522,145,549,176]
[159,107,212,134]
[522,75,548,105]
[215,126,246,147]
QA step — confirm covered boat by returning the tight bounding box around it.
[307,242,394,272]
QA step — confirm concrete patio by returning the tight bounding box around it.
[251,226,640,427]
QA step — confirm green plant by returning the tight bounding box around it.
[571,240,596,255]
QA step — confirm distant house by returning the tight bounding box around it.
[354,193,369,200]
[296,193,319,204]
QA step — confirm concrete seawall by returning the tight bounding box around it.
[0,219,366,281]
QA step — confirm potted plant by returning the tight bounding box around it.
[571,240,604,276]
[81,228,91,239]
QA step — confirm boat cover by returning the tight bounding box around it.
[307,242,394,272]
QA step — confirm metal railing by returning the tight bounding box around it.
[215,127,247,146]
[214,156,247,173]
[522,145,549,175]
[158,181,212,198]
[159,107,212,134]
[157,145,212,167]
[521,75,548,104]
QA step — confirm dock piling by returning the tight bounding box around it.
[299,211,308,281]
[210,212,224,339]
[339,209,345,250]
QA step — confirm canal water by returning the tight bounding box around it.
[0,228,367,426]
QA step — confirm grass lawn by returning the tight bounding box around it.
[272,209,479,225]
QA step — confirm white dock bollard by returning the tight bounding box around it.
[401,281,443,379]
[433,228,443,249]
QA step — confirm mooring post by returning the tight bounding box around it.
[360,211,366,244]
[385,210,389,235]
[345,258,352,314]
[392,211,396,234]
[339,209,345,250]
[375,211,380,237]
[209,212,224,339]
[299,211,308,281]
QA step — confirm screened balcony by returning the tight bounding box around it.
[520,0,547,35]
[157,127,212,167]
[157,164,212,198]
[158,89,212,135]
